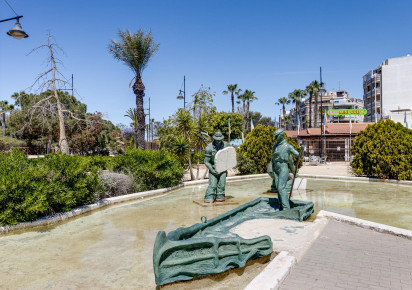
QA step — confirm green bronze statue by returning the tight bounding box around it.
[204,131,229,203]
[269,129,300,210]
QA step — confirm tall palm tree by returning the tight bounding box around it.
[305,84,314,128]
[124,108,138,148]
[288,89,307,130]
[0,100,14,137]
[222,84,238,113]
[308,80,322,127]
[275,97,290,129]
[109,29,159,150]
[243,90,258,132]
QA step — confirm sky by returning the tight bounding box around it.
[1,0,412,127]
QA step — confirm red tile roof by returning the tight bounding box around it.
[285,123,374,137]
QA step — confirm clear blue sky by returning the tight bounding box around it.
[1,0,411,126]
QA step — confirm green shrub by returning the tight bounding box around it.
[351,119,412,180]
[237,125,301,174]
[0,136,25,151]
[111,148,184,191]
[0,150,102,226]
[83,155,112,170]
[212,112,244,140]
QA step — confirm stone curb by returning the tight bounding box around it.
[299,174,412,185]
[244,251,296,290]
[0,184,183,235]
[316,210,412,240]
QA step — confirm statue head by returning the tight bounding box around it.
[273,128,285,142]
[212,131,224,144]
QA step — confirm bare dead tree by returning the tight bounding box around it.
[27,33,82,154]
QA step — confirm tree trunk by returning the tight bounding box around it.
[202,168,209,180]
[133,77,146,150]
[309,95,313,128]
[196,148,200,180]
[246,101,250,132]
[2,113,5,137]
[187,150,195,180]
[282,105,286,129]
[134,126,138,148]
[231,92,234,113]
[314,92,318,128]
[55,98,69,154]
[47,133,52,154]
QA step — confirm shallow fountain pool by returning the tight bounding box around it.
[0,177,411,289]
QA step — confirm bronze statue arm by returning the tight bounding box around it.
[204,151,217,175]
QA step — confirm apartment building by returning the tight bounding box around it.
[363,54,412,123]
[285,90,363,130]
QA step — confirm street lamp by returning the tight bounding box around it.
[176,75,186,109]
[0,16,29,39]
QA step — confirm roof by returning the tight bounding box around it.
[285,123,374,138]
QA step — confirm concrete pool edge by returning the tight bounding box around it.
[317,210,412,240]
[1,173,411,235]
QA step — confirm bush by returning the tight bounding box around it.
[111,148,184,191]
[0,136,25,151]
[0,150,102,226]
[98,172,135,199]
[237,125,301,174]
[83,155,112,171]
[351,119,412,180]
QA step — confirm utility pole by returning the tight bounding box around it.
[320,67,324,158]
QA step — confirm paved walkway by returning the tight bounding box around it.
[280,220,412,290]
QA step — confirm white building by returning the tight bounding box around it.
[363,54,412,124]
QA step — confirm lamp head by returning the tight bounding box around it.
[7,20,29,40]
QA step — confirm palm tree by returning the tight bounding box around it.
[0,100,14,137]
[109,29,159,150]
[288,89,307,130]
[305,83,314,128]
[174,109,195,180]
[275,97,290,129]
[124,108,138,148]
[222,84,238,113]
[240,90,258,132]
[193,115,211,179]
[308,80,322,127]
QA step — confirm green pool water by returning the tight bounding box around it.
[0,177,410,289]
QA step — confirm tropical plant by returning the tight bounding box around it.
[275,97,290,129]
[288,89,307,129]
[239,90,258,132]
[351,119,412,180]
[124,108,138,148]
[222,84,238,113]
[308,80,322,127]
[109,29,159,150]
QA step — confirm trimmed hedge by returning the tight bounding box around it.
[351,119,412,180]
[111,148,185,192]
[237,125,301,174]
[0,150,102,226]
[0,149,184,226]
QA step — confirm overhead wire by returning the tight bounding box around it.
[3,0,19,16]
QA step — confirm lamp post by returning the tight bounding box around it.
[0,15,29,39]
[176,75,186,109]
